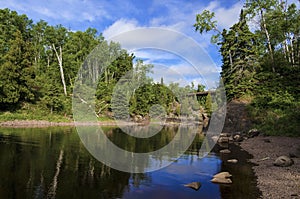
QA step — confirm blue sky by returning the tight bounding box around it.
[0,0,247,89]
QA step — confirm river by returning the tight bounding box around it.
[0,126,259,199]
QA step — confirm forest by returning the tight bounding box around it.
[194,0,299,136]
[0,8,209,123]
[0,0,299,136]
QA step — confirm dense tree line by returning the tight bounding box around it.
[0,8,209,121]
[195,0,300,135]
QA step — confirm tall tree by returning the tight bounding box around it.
[220,10,260,99]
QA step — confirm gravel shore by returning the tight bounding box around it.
[240,136,300,199]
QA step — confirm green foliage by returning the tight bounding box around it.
[0,8,209,123]
[195,1,300,136]
[220,10,260,99]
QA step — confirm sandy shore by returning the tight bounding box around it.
[240,136,300,199]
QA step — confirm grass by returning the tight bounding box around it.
[0,103,115,123]
[248,103,300,137]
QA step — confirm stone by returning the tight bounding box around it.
[233,134,243,142]
[211,136,219,143]
[211,172,233,184]
[211,177,232,184]
[220,149,231,154]
[220,133,230,137]
[227,159,238,163]
[213,172,232,179]
[184,182,201,190]
[218,137,229,143]
[248,129,260,138]
[274,156,294,167]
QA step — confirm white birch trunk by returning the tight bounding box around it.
[53,44,67,96]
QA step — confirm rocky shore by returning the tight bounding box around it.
[222,100,300,199]
[240,136,300,199]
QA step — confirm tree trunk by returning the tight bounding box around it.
[229,50,233,68]
[260,10,275,72]
[53,44,67,96]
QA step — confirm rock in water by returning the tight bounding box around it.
[227,159,238,163]
[211,172,233,184]
[184,182,201,190]
[274,156,294,167]
[211,177,232,184]
[213,172,232,179]
[220,149,231,154]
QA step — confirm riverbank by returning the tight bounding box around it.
[223,100,300,198]
[240,136,300,199]
[0,119,200,128]
[0,120,117,128]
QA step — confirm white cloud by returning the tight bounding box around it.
[102,18,139,39]
[0,0,109,23]
[212,1,244,29]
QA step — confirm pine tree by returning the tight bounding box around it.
[220,10,260,99]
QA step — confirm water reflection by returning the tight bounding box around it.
[76,124,200,172]
[0,126,259,199]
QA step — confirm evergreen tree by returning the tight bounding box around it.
[220,10,260,99]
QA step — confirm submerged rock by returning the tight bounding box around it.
[184,182,201,190]
[274,156,294,167]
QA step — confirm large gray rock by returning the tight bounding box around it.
[274,156,294,167]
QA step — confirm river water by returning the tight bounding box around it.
[0,126,260,199]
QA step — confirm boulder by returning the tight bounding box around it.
[211,136,219,143]
[220,133,230,137]
[211,177,232,184]
[248,129,260,138]
[211,172,232,184]
[233,134,243,142]
[274,156,294,167]
[184,182,201,190]
[218,137,229,143]
[227,159,238,163]
[213,172,232,179]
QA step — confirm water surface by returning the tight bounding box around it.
[0,126,259,199]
